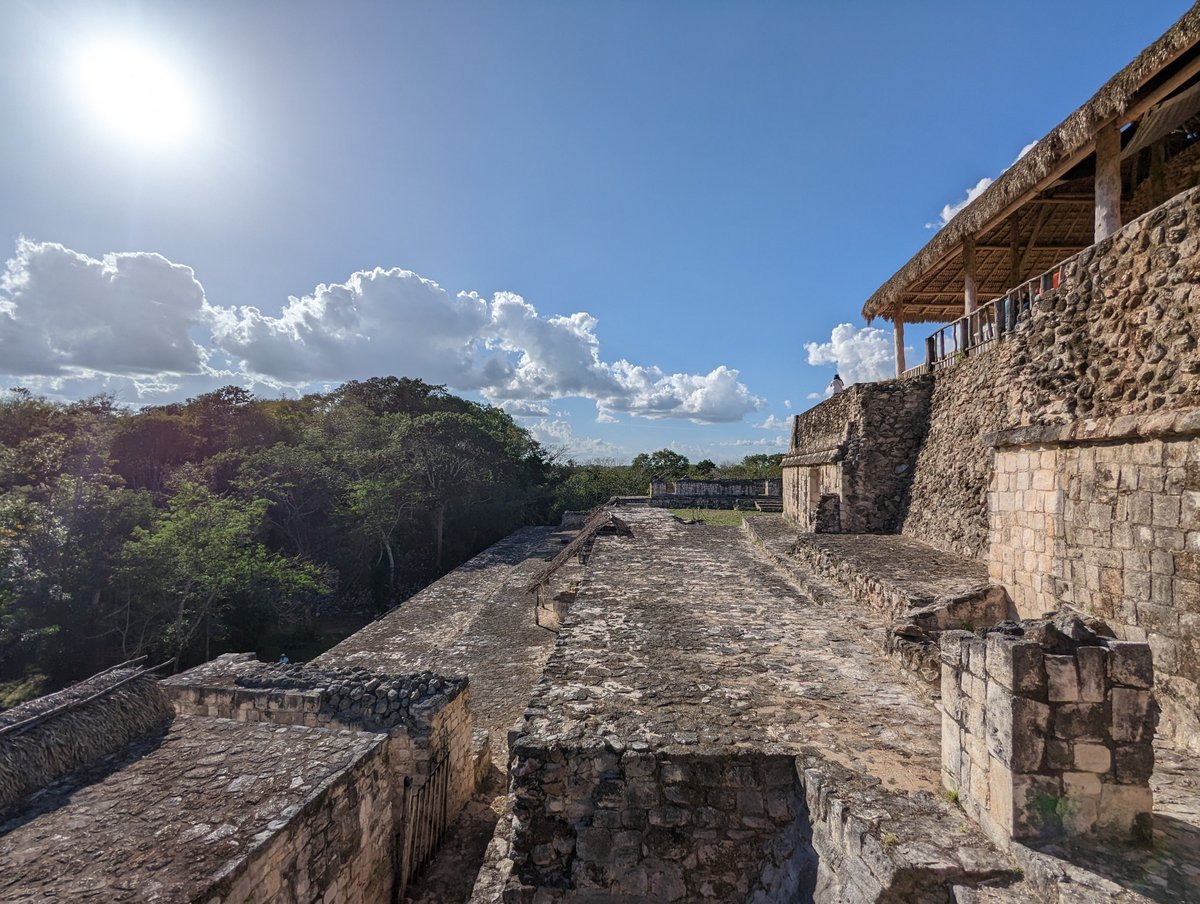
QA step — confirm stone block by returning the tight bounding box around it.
[1111,688,1153,742]
[1061,771,1102,834]
[1096,784,1154,837]
[1114,743,1155,784]
[1075,646,1108,703]
[1072,742,1112,774]
[1045,738,1072,771]
[1045,655,1080,702]
[1108,641,1153,688]
[1054,703,1107,740]
[1011,773,1065,841]
[984,636,1046,697]
[985,681,1048,772]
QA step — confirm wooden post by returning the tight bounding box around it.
[893,303,906,377]
[1008,214,1021,287]
[963,236,978,315]
[1095,121,1122,242]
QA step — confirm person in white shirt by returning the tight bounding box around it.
[829,373,845,394]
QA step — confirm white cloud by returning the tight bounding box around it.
[804,323,913,386]
[783,399,791,409]
[2,242,764,424]
[499,400,552,418]
[925,141,1039,230]
[525,417,623,459]
[755,414,790,430]
[805,392,822,400]
[0,238,208,378]
[926,176,993,230]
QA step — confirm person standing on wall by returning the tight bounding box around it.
[829,373,845,394]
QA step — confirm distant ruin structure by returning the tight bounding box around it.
[648,477,783,510]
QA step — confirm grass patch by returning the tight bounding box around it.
[668,508,778,526]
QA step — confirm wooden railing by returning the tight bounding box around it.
[903,263,1064,377]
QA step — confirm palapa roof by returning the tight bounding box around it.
[863,3,1200,324]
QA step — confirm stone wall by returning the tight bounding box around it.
[504,746,814,902]
[940,618,1155,846]
[986,415,1200,750]
[903,186,1200,558]
[210,736,396,903]
[648,478,782,510]
[0,668,173,818]
[782,378,932,532]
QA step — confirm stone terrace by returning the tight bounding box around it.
[318,526,567,761]
[505,508,1014,901]
[0,715,386,902]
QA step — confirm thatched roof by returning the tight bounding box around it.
[863,4,1200,324]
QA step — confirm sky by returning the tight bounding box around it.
[0,1,1189,461]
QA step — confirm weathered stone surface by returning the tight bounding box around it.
[0,715,392,903]
[504,509,1015,902]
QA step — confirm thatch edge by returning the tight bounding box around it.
[862,4,1200,322]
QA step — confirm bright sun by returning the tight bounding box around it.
[75,39,198,149]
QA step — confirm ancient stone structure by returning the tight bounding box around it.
[649,478,782,510]
[941,618,1155,845]
[781,380,931,532]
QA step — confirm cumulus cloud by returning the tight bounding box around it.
[805,323,913,387]
[755,414,790,430]
[2,241,763,424]
[925,140,1039,230]
[499,400,551,418]
[208,269,761,422]
[0,238,208,378]
[525,417,623,459]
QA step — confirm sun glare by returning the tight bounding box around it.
[75,39,199,150]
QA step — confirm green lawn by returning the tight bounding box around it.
[667,508,779,526]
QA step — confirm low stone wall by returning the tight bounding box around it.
[0,668,173,818]
[210,735,396,903]
[940,618,1154,845]
[782,378,932,532]
[650,478,781,498]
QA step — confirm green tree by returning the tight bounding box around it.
[115,482,327,666]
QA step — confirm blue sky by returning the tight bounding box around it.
[0,1,1188,460]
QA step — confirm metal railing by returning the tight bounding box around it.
[907,264,1063,376]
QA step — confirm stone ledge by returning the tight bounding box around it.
[984,408,1200,449]
[781,449,843,467]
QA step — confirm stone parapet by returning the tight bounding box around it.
[940,616,1155,844]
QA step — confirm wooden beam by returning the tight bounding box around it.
[963,236,978,315]
[893,303,906,377]
[1095,121,1122,241]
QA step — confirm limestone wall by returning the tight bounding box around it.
[213,737,396,903]
[782,378,932,532]
[986,416,1200,750]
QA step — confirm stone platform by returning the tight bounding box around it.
[504,508,1014,902]
[0,715,389,902]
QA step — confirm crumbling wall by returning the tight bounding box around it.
[504,746,814,902]
[782,378,932,532]
[940,619,1155,845]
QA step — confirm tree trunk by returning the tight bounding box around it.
[434,504,445,568]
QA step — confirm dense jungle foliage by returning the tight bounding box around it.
[0,378,781,706]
